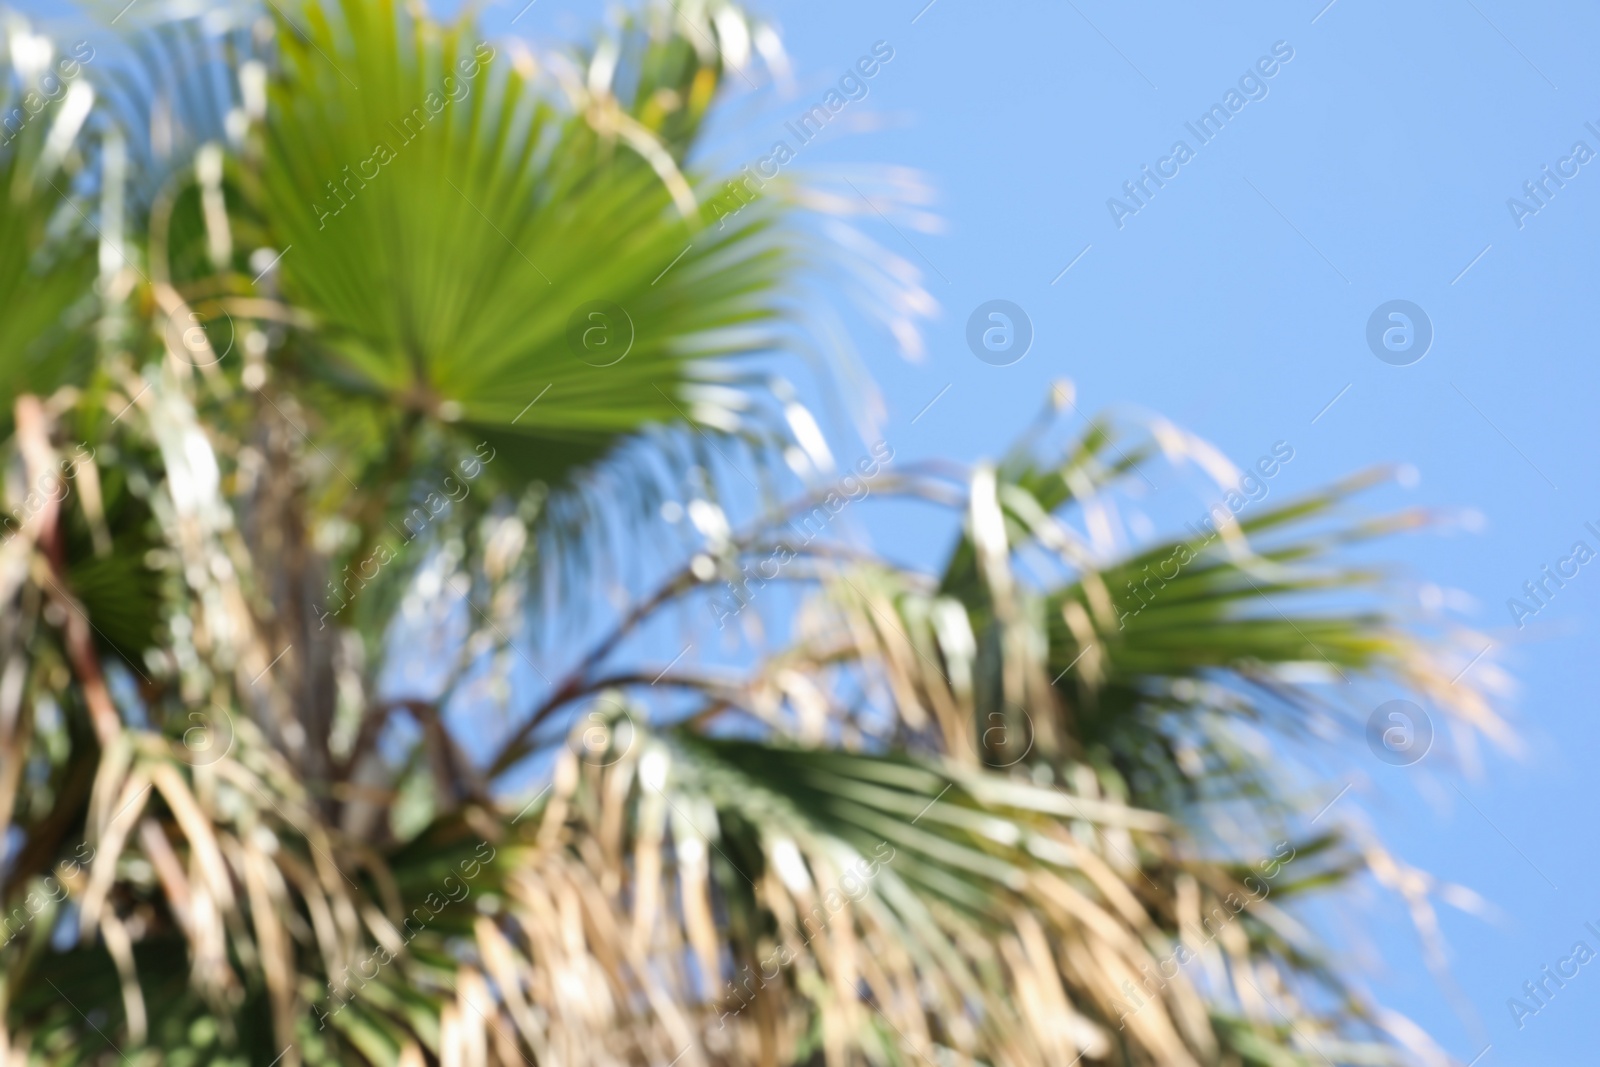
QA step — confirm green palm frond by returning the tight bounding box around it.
[259,0,793,494]
[0,28,98,429]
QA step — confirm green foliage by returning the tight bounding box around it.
[0,43,98,433]
[0,4,1506,1066]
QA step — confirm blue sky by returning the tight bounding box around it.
[17,0,1595,1058]
[472,0,1600,1062]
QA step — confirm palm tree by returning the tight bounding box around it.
[0,1,1509,1064]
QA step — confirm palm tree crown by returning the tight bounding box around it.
[0,2,1506,1065]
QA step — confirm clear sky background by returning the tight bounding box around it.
[19,0,1599,1060]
